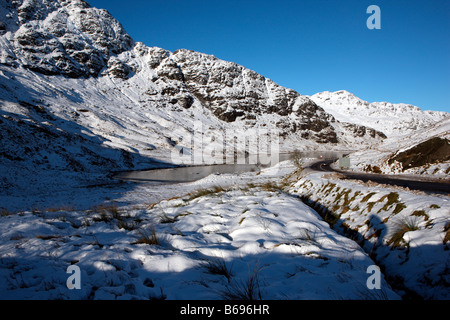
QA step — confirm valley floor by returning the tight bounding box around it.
[0,160,448,300]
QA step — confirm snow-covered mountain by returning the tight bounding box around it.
[310,90,449,137]
[0,0,388,195]
[346,118,450,177]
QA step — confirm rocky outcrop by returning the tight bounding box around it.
[2,0,133,77]
[171,49,351,144]
[172,49,297,120]
[388,137,450,171]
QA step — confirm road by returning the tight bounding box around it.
[308,159,450,195]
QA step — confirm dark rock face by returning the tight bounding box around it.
[105,57,132,79]
[341,123,387,139]
[388,137,450,171]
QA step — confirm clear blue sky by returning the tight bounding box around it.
[88,0,450,113]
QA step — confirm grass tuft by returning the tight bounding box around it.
[159,212,178,224]
[260,181,282,192]
[393,203,407,214]
[379,192,400,211]
[220,266,264,300]
[443,222,450,245]
[189,186,227,200]
[203,256,234,282]
[92,204,121,222]
[0,208,13,217]
[411,210,429,221]
[387,217,420,247]
[133,226,160,245]
[361,192,376,203]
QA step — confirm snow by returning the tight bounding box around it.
[290,170,449,299]
[310,90,449,137]
[343,118,450,178]
[5,157,445,300]
[0,162,400,300]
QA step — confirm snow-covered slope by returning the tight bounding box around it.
[0,163,400,300]
[345,118,450,178]
[310,90,449,137]
[0,0,387,197]
[292,171,449,299]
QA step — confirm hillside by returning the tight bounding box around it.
[310,90,449,137]
[343,118,450,178]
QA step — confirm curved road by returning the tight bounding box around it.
[308,159,450,195]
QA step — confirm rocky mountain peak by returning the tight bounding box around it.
[312,90,369,108]
[1,0,133,77]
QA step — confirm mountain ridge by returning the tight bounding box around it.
[310,90,449,137]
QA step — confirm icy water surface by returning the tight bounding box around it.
[114,151,346,184]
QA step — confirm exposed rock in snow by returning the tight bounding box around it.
[345,118,450,178]
[1,0,133,77]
